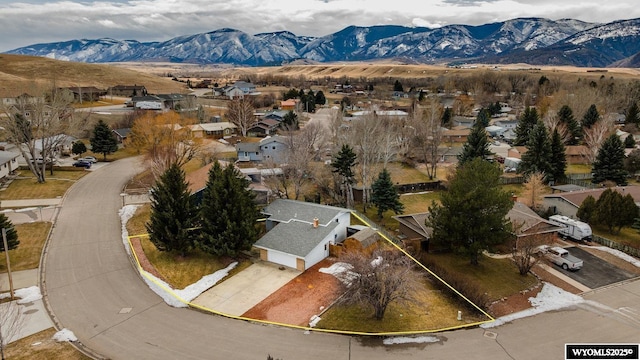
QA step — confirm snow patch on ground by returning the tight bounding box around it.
[581,245,640,268]
[140,263,237,307]
[481,282,584,328]
[319,262,356,284]
[53,328,77,342]
[309,314,321,328]
[119,205,140,256]
[119,204,237,307]
[384,336,440,345]
[0,286,42,304]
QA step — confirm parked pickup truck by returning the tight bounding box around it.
[538,245,583,271]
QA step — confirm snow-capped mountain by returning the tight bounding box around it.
[6,17,640,67]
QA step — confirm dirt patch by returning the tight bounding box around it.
[129,236,167,282]
[488,283,542,318]
[242,258,341,326]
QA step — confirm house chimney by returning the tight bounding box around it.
[313,218,319,228]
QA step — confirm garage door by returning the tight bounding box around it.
[267,250,298,269]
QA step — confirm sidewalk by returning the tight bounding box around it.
[0,269,54,343]
[1,198,62,208]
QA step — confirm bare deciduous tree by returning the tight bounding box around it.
[348,112,383,209]
[226,97,256,137]
[512,232,555,276]
[521,172,546,211]
[335,248,421,320]
[0,292,26,359]
[410,99,444,180]
[129,111,202,179]
[0,86,76,182]
[581,115,615,164]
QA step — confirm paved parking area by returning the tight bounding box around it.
[554,247,637,289]
[191,261,300,316]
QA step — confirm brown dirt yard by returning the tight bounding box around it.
[242,258,341,327]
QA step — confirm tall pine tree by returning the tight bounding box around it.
[371,169,404,219]
[90,120,118,161]
[332,144,357,207]
[514,107,539,146]
[147,163,198,256]
[518,121,553,179]
[582,104,600,129]
[626,101,639,126]
[549,128,567,183]
[198,161,259,257]
[557,105,581,145]
[592,134,628,185]
[0,214,19,251]
[457,123,492,165]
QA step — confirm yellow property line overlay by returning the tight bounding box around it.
[127,211,495,336]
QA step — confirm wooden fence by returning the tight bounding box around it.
[591,235,640,258]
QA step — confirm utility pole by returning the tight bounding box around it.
[2,228,14,300]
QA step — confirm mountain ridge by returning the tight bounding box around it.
[6,17,640,67]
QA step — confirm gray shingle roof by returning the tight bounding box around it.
[253,221,334,258]
[261,199,348,226]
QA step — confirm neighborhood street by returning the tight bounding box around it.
[42,157,640,359]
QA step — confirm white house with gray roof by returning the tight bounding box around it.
[254,199,351,271]
[0,151,19,180]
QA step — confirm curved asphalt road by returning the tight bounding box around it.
[43,157,640,360]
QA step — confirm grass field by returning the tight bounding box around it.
[1,170,86,200]
[4,327,92,360]
[424,252,538,302]
[317,277,488,333]
[0,222,51,272]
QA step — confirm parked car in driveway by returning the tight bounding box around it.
[538,245,583,271]
[73,160,92,168]
[78,156,97,163]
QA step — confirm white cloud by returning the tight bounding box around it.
[1,0,640,51]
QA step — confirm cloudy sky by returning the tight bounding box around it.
[1,0,640,52]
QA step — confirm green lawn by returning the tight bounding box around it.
[1,170,86,200]
[0,222,51,272]
[592,224,640,248]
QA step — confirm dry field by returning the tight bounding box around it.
[0,54,185,96]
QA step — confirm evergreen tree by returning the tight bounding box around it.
[71,140,87,156]
[626,101,639,126]
[0,214,19,252]
[371,169,404,219]
[441,107,453,128]
[90,120,118,161]
[281,110,298,130]
[582,104,600,129]
[427,158,512,265]
[592,134,628,185]
[595,189,637,234]
[557,105,581,145]
[198,161,259,257]
[283,88,299,100]
[393,80,404,92]
[457,123,492,165]
[549,128,567,182]
[624,148,640,176]
[476,108,490,128]
[624,134,636,148]
[314,90,326,105]
[514,107,539,145]
[332,144,357,207]
[576,195,597,223]
[519,121,553,179]
[146,163,198,256]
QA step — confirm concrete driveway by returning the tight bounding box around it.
[555,247,637,289]
[191,261,300,316]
